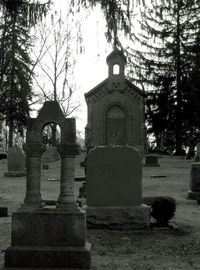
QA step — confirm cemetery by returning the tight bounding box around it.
[0,41,200,270]
[1,153,200,269]
[0,1,200,269]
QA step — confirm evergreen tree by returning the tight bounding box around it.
[127,0,200,154]
[0,1,51,147]
[0,0,51,26]
[0,7,33,147]
[70,0,145,45]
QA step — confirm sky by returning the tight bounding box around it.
[72,8,112,134]
[32,0,113,136]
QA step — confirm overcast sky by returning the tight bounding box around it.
[34,0,112,135]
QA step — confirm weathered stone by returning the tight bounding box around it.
[5,244,91,269]
[4,146,26,177]
[188,163,200,199]
[11,209,86,247]
[86,146,150,229]
[144,155,160,167]
[4,101,91,269]
[85,48,146,153]
[86,206,149,230]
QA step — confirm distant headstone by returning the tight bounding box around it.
[4,146,26,177]
[0,207,8,217]
[194,143,200,162]
[86,146,150,229]
[42,146,60,163]
[188,163,200,199]
[145,155,160,167]
[42,163,49,170]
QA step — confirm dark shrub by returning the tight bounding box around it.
[151,196,176,226]
[0,153,7,159]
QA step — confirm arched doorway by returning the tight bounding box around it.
[105,105,126,145]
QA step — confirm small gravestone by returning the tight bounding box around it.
[188,163,200,199]
[144,155,160,167]
[0,206,8,217]
[86,146,150,229]
[42,146,60,162]
[42,163,49,169]
[194,143,200,162]
[4,146,26,177]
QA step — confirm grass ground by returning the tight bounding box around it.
[0,154,200,269]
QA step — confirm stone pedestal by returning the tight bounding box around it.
[4,208,91,269]
[86,205,150,229]
[86,146,150,229]
[188,163,200,200]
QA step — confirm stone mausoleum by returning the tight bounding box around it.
[85,48,146,152]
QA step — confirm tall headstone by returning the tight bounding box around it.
[194,142,200,162]
[86,146,150,229]
[4,101,91,269]
[188,163,200,200]
[4,146,26,177]
[85,48,146,153]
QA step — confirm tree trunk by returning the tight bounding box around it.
[51,123,57,146]
[174,1,185,155]
[8,120,13,148]
[8,11,16,149]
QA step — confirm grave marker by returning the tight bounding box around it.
[188,163,200,200]
[144,155,160,167]
[4,146,26,177]
[194,142,200,162]
[86,146,150,229]
[4,101,91,269]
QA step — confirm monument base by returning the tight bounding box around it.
[86,205,150,230]
[144,164,160,167]
[4,208,91,269]
[4,244,91,269]
[187,190,200,200]
[4,171,26,177]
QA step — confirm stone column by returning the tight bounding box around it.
[21,143,46,210]
[57,144,78,208]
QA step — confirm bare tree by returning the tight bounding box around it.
[32,9,80,145]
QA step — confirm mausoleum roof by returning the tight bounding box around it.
[106,48,127,65]
[84,77,146,101]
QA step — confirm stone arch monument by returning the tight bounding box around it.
[5,101,91,269]
[85,48,146,152]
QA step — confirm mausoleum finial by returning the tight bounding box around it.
[106,48,127,78]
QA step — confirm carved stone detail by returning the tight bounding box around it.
[57,143,79,157]
[23,143,46,158]
[125,87,142,102]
